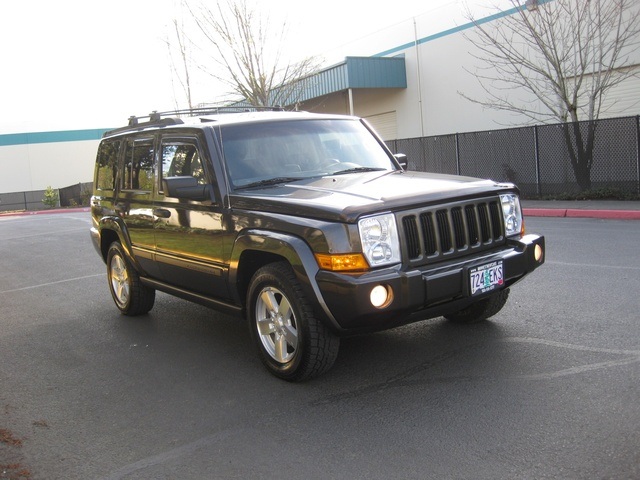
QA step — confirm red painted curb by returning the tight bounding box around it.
[0,207,90,218]
[523,208,640,220]
[565,209,640,220]
[523,208,567,218]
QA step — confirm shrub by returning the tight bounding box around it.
[42,186,59,209]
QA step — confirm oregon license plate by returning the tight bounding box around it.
[470,261,504,296]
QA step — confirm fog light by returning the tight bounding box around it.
[534,244,544,262]
[370,285,392,308]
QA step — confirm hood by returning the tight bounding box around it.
[230,170,515,223]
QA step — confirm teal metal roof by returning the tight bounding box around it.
[0,128,109,147]
[296,56,406,103]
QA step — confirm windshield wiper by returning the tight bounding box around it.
[236,177,301,189]
[331,167,387,175]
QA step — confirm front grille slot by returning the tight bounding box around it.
[465,205,479,246]
[490,202,504,238]
[478,203,491,242]
[420,212,437,255]
[401,198,505,264]
[436,209,451,252]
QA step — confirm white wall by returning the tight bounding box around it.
[0,139,99,193]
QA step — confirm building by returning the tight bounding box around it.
[2,0,638,203]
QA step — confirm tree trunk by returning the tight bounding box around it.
[562,121,597,192]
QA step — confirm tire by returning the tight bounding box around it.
[106,241,155,316]
[444,288,510,324]
[247,261,339,381]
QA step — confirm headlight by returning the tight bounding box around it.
[500,193,524,237]
[358,213,401,267]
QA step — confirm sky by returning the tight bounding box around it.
[0,0,507,134]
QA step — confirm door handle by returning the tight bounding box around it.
[153,208,171,219]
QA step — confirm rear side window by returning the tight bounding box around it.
[95,140,120,191]
[123,138,155,191]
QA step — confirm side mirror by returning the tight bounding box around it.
[394,153,408,170]
[163,176,212,201]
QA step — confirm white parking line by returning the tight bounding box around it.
[0,273,104,294]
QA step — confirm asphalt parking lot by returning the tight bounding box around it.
[1,211,639,479]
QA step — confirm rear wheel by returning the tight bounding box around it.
[444,288,510,324]
[247,261,339,381]
[106,242,155,315]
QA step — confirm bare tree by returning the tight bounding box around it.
[166,16,195,110]
[172,0,322,109]
[461,0,640,191]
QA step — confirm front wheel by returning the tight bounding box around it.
[247,261,339,381]
[444,288,510,324]
[106,242,155,316]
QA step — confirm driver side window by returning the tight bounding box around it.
[161,139,206,186]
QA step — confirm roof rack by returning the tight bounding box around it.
[127,106,285,126]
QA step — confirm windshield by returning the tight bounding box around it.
[220,119,396,188]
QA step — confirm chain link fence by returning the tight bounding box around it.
[387,115,640,197]
[58,182,93,207]
[3,116,639,211]
[0,182,93,212]
[0,189,48,212]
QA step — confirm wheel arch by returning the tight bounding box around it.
[229,230,340,331]
[96,216,142,272]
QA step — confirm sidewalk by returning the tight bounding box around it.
[521,200,640,220]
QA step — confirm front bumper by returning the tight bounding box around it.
[315,234,545,333]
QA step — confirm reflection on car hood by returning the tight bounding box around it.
[230,170,514,222]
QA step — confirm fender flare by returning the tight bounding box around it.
[229,229,341,331]
[96,216,146,273]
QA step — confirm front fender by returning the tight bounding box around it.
[228,229,341,331]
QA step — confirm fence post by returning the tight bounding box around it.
[533,125,541,196]
[455,133,461,175]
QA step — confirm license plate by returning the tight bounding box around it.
[470,261,504,296]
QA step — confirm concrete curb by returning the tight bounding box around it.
[523,208,640,220]
[0,207,90,217]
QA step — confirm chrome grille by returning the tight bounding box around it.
[400,199,505,264]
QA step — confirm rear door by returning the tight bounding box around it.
[115,135,161,278]
[153,133,230,299]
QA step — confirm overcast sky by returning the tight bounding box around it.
[0,0,507,133]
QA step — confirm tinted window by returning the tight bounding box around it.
[122,138,155,191]
[95,139,120,191]
[161,140,206,185]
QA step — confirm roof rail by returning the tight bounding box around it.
[127,106,284,126]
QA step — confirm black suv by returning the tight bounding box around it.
[90,108,545,381]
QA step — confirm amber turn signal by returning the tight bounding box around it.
[315,253,370,271]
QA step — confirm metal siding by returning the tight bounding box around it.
[346,57,407,89]
[296,57,406,104]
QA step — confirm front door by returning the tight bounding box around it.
[153,135,229,300]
